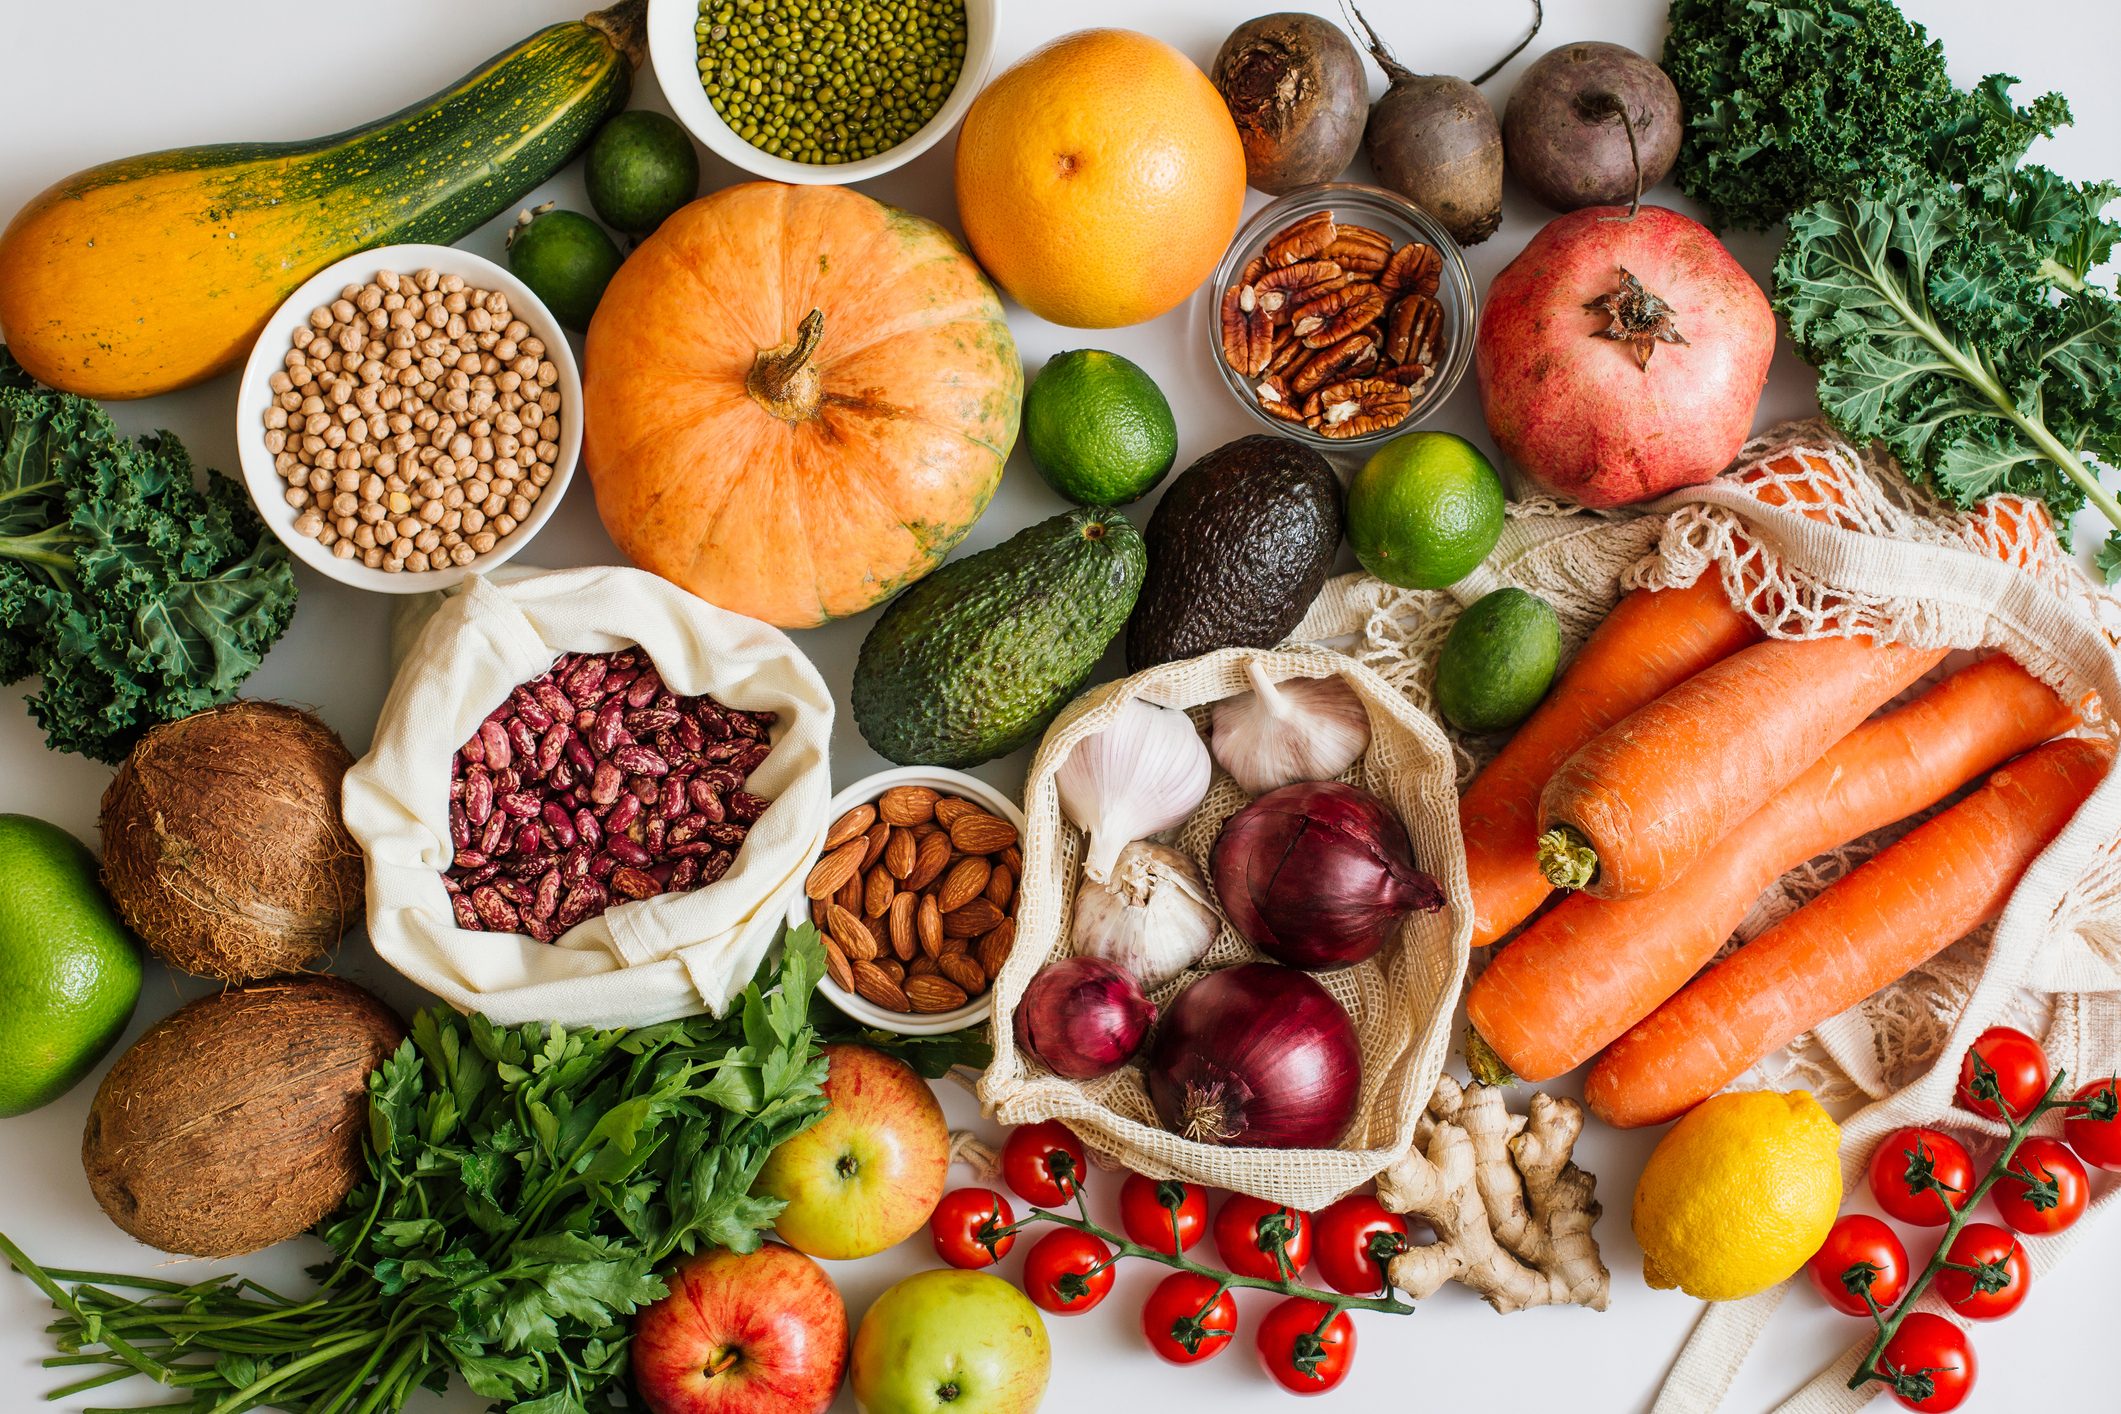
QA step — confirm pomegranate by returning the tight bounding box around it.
[1475,205,1773,508]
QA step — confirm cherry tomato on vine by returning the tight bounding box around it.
[1119,1173,1207,1255]
[1867,1127,1975,1227]
[1254,1297,1355,1396]
[1804,1214,1908,1316]
[1140,1271,1238,1366]
[929,1187,1015,1270]
[1990,1136,2088,1235]
[1932,1221,2029,1321]
[2063,1076,2121,1171]
[1876,1311,1977,1411]
[1020,1228,1114,1314]
[1954,1026,2050,1121]
[1310,1194,1409,1296]
[1212,1195,1312,1281]
[1000,1121,1087,1207]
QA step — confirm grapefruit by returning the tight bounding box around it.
[954,29,1246,328]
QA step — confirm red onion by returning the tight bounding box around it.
[1145,963,1360,1149]
[1210,781,1442,970]
[1015,957,1157,1080]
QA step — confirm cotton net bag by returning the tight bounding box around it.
[1310,421,2121,1406]
[343,565,834,1029]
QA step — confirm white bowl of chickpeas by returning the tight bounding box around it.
[236,243,581,593]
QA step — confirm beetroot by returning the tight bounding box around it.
[1474,205,1772,508]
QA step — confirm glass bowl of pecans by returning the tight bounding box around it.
[788,765,1025,1036]
[1208,183,1476,449]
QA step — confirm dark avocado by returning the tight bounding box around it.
[1125,434,1343,670]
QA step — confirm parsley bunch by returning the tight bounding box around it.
[0,349,297,761]
[1,931,839,1414]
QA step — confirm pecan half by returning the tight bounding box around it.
[1219,283,1277,376]
[1255,373,1307,422]
[1324,224,1392,274]
[1265,209,1337,266]
[1240,253,1269,286]
[1305,377,1416,438]
[1385,293,1446,368]
[1374,360,1437,395]
[1293,282,1387,349]
[1264,331,1311,378]
[1254,259,1346,318]
[1380,241,1444,299]
[1289,330,1379,395]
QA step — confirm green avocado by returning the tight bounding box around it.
[852,509,1147,767]
[1125,434,1343,671]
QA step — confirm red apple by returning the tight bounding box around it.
[631,1243,847,1414]
[754,1043,949,1259]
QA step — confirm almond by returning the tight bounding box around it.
[942,897,1005,937]
[905,831,953,891]
[917,894,943,957]
[878,957,906,983]
[862,819,892,870]
[940,952,986,994]
[823,803,876,852]
[985,864,1013,910]
[877,784,939,826]
[906,955,940,980]
[888,891,918,961]
[884,828,918,880]
[1000,844,1022,875]
[803,838,867,900]
[823,936,855,991]
[863,865,896,918]
[906,975,970,1013]
[852,960,910,1012]
[949,811,1019,854]
[834,867,865,918]
[935,856,992,913]
[824,902,879,961]
[976,919,1016,978]
[932,796,978,829]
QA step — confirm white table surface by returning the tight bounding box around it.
[3,1,2116,1410]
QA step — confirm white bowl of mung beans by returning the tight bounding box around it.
[647,0,995,185]
[235,244,581,595]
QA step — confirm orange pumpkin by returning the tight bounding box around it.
[582,182,1021,628]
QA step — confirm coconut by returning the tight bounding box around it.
[100,701,364,983]
[81,975,404,1258]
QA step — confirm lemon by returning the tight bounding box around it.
[1632,1089,1842,1302]
[0,814,143,1117]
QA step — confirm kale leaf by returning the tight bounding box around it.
[1663,0,2068,230]
[0,348,297,760]
[1774,165,2121,572]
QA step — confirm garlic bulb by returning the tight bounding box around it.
[1058,699,1212,882]
[1209,662,1372,796]
[1072,841,1220,989]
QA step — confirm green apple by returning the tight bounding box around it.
[852,1270,1049,1414]
[754,1043,948,1259]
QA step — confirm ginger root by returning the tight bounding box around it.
[1377,1075,1610,1313]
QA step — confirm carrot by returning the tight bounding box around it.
[1461,577,1762,947]
[1468,656,2077,1082]
[1536,635,1949,899]
[1586,734,2113,1128]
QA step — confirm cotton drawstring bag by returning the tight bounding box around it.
[343,564,834,1027]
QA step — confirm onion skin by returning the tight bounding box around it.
[1146,963,1361,1150]
[1211,781,1442,970]
[1015,957,1156,1080]
[1212,13,1369,194]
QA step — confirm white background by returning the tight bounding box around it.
[3,1,2117,1410]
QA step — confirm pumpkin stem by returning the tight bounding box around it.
[747,309,827,422]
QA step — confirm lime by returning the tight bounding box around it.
[1436,588,1561,734]
[0,815,142,1117]
[586,111,700,238]
[1021,350,1178,506]
[507,209,624,332]
[1346,431,1506,589]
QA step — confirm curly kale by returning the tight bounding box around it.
[0,350,297,761]
[1663,0,2069,229]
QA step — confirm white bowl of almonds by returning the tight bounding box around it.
[235,243,581,594]
[789,766,1024,1036]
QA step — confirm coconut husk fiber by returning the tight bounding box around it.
[100,701,364,983]
[81,975,404,1258]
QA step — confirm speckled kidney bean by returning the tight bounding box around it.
[442,647,778,941]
